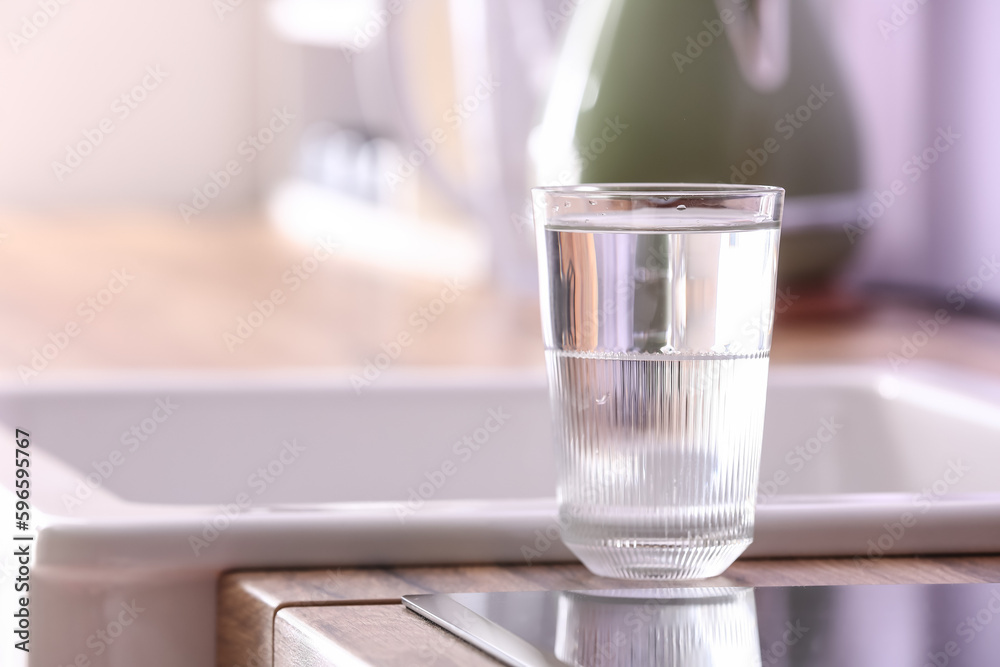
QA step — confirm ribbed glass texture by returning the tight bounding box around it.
[547,350,769,579]
[535,188,781,579]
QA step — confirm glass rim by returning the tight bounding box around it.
[532,183,784,198]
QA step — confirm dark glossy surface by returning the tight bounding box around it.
[405,582,1000,666]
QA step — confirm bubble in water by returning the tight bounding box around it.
[588,200,596,206]
[676,205,687,211]
[595,393,609,405]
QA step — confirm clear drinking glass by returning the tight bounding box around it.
[533,184,783,579]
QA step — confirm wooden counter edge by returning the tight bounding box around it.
[216,556,1000,667]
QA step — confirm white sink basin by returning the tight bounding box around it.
[1,363,999,667]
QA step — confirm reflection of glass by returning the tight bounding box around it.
[553,588,761,667]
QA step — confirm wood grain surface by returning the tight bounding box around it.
[275,605,499,667]
[218,557,1000,666]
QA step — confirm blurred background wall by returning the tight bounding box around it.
[0,0,297,210]
[2,0,999,372]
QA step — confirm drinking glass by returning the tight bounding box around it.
[533,184,783,579]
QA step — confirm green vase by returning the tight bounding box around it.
[533,0,862,285]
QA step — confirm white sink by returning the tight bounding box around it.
[1,363,999,667]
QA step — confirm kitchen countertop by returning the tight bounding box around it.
[3,211,1000,375]
[6,212,1000,665]
[218,557,1000,666]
